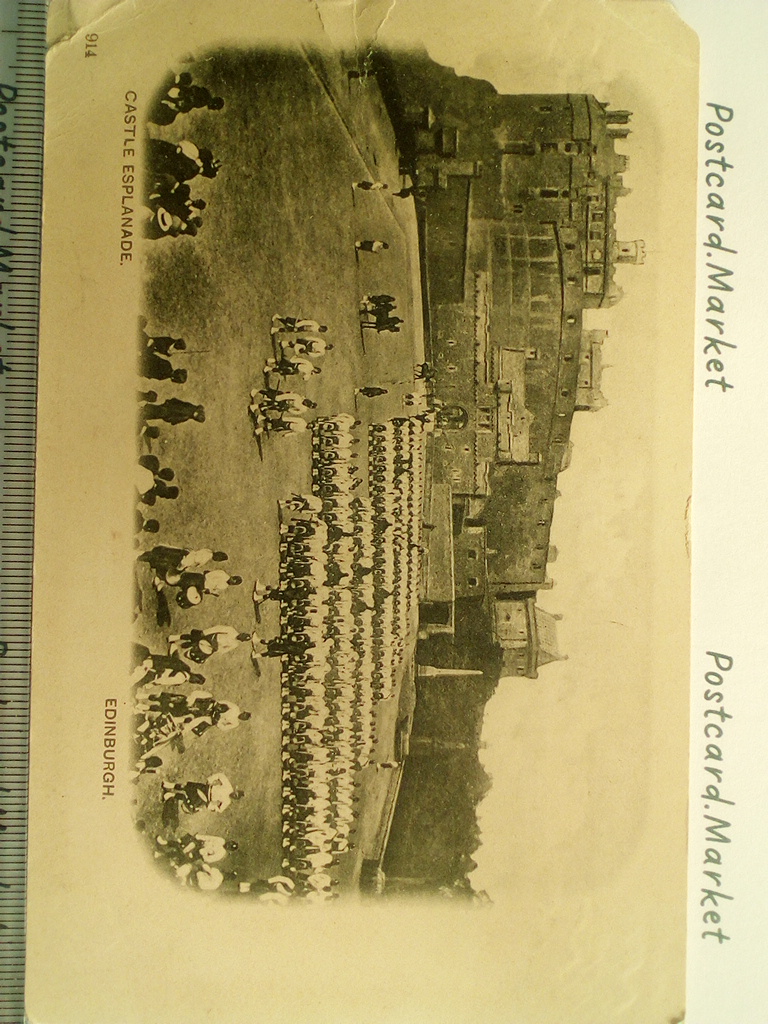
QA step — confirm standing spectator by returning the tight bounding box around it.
[139,397,205,425]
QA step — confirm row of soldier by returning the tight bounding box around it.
[251,315,333,436]
[255,414,428,897]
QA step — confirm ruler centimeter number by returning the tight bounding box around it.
[0,1,45,1022]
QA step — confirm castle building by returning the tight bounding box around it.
[377,53,643,679]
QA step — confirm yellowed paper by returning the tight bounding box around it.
[26,1,697,1021]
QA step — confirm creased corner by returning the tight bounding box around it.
[313,0,398,53]
[47,0,134,52]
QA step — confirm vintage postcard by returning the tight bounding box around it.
[26,0,697,1021]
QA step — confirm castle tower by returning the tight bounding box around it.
[492,598,565,678]
[613,239,646,265]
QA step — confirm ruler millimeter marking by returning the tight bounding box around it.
[0,1,45,1022]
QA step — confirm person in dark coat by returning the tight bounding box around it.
[141,348,187,383]
[138,454,175,480]
[361,294,395,320]
[139,480,179,504]
[147,139,221,186]
[141,689,193,718]
[173,571,206,608]
[146,210,203,240]
[188,702,251,736]
[140,398,205,425]
[354,386,388,398]
[145,333,186,357]
[147,72,194,126]
[138,546,228,582]
[392,185,420,199]
[148,73,225,125]
[131,644,205,687]
[135,510,160,534]
[170,627,252,665]
[375,316,403,333]
[172,570,242,608]
[137,546,186,579]
[175,86,224,117]
[148,179,205,216]
[160,774,243,828]
[137,458,178,505]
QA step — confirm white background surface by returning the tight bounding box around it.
[675,1,768,1021]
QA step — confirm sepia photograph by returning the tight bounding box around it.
[25,1,698,1020]
[132,45,650,904]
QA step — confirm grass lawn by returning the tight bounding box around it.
[133,45,424,890]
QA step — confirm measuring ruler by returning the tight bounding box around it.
[0,1,45,1021]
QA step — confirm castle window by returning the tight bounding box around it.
[526,348,539,360]
[447,338,457,346]
[512,203,524,214]
[540,188,559,199]
[447,364,457,372]
[538,104,553,113]
[463,445,471,452]
[564,242,576,251]
[468,577,479,587]
[467,550,478,560]
[592,211,605,222]
[564,353,573,362]
[567,276,577,284]
[561,389,569,397]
